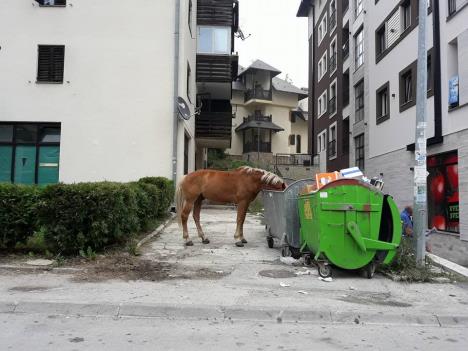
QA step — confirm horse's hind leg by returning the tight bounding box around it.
[193,195,209,244]
[181,200,194,246]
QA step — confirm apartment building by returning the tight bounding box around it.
[366,0,468,264]
[0,0,238,185]
[298,0,371,174]
[227,60,309,166]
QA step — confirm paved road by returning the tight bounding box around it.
[1,208,467,350]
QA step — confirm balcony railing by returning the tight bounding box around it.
[343,40,350,59]
[327,140,337,159]
[328,96,337,115]
[244,114,272,123]
[196,54,234,83]
[275,153,313,167]
[329,53,337,72]
[195,111,232,139]
[448,0,457,16]
[329,10,337,31]
[243,142,271,153]
[244,87,273,102]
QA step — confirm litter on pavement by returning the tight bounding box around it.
[318,277,333,283]
[279,282,291,287]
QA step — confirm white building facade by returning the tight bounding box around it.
[0,0,197,185]
[366,0,468,264]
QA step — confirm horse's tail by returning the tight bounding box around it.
[175,176,186,226]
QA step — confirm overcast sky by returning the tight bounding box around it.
[235,0,309,89]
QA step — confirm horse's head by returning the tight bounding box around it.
[237,166,286,192]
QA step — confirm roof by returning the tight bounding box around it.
[297,0,312,17]
[235,119,284,132]
[272,78,308,99]
[238,59,281,77]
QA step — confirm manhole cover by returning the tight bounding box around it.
[259,269,296,278]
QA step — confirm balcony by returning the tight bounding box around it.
[343,40,349,60]
[275,153,313,167]
[329,53,337,72]
[196,111,232,141]
[328,96,337,115]
[327,140,337,159]
[197,55,237,83]
[244,87,273,103]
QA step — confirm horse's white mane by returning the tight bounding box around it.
[237,166,283,185]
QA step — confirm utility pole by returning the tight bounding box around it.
[413,0,428,265]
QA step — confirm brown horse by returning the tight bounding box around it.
[175,166,285,247]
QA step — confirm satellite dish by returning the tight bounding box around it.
[177,97,191,120]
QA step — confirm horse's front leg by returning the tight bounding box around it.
[181,201,194,246]
[234,200,249,247]
[193,196,209,244]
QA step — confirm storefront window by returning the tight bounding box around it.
[427,151,459,233]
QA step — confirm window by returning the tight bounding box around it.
[318,90,328,117]
[188,0,193,33]
[376,25,387,56]
[343,70,350,107]
[448,0,457,16]
[355,80,364,122]
[401,70,413,105]
[187,63,192,102]
[184,133,190,175]
[401,1,411,31]
[355,134,365,170]
[355,0,363,17]
[376,82,390,123]
[37,0,66,6]
[318,15,328,44]
[318,52,328,81]
[328,124,337,159]
[329,80,337,115]
[37,45,65,83]
[197,26,231,54]
[296,135,302,154]
[0,123,61,185]
[289,135,296,145]
[329,1,337,31]
[355,28,364,69]
[317,130,327,153]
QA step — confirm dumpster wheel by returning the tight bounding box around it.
[318,263,332,278]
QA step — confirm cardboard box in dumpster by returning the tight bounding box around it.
[315,172,340,189]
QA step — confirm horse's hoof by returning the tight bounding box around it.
[241,238,248,244]
[235,241,244,247]
[202,238,210,244]
[185,240,194,247]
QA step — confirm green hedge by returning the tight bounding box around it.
[0,177,174,254]
[138,177,174,217]
[0,184,41,248]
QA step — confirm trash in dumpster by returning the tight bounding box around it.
[315,172,340,189]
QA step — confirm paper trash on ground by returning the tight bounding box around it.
[280,256,304,266]
[318,277,333,282]
[279,282,291,287]
[295,269,315,276]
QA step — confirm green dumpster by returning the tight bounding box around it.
[298,178,401,278]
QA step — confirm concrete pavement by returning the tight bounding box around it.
[1,208,468,350]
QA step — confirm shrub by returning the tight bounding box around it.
[130,182,161,231]
[0,184,41,248]
[38,182,140,254]
[138,177,174,216]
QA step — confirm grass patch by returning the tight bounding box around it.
[378,239,456,283]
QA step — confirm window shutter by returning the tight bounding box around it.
[37,45,65,83]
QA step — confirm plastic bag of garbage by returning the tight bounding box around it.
[280,256,304,266]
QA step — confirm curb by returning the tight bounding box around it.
[0,265,84,274]
[136,213,176,249]
[427,253,468,279]
[1,300,467,327]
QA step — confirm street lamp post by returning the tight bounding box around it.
[413,0,428,265]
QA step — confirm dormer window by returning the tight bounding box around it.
[36,0,67,6]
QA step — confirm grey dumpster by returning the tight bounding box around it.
[262,178,315,258]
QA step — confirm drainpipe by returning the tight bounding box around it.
[309,5,316,160]
[172,0,181,185]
